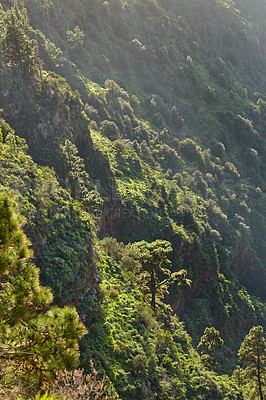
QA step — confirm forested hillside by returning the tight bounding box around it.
[0,0,265,398]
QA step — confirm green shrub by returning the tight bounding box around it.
[179,138,203,166]
[100,120,120,141]
[113,139,126,154]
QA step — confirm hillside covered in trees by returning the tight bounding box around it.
[0,0,265,398]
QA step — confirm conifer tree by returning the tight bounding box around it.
[60,139,90,200]
[238,326,266,400]
[127,240,191,312]
[197,327,224,370]
[60,139,102,214]
[0,6,40,76]
[0,5,4,40]
[0,193,86,390]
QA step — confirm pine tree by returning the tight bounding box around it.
[127,240,191,312]
[197,327,224,370]
[0,193,86,390]
[60,139,90,200]
[238,326,266,400]
[1,6,40,76]
[60,139,102,214]
[0,5,4,40]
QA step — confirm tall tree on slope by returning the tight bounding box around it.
[0,193,86,390]
[238,326,266,400]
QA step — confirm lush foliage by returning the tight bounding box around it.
[82,249,243,399]
[197,327,224,370]
[237,326,266,400]
[0,193,86,393]
[0,5,40,76]
[126,239,191,311]
[0,0,265,398]
[0,129,97,312]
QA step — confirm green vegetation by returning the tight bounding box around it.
[0,5,41,77]
[82,245,244,399]
[0,0,265,398]
[237,326,266,400]
[126,239,191,311]
[197,327,224,370]
[0,193,86,394]
[0,129,98,311]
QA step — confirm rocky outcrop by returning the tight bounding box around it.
[229,239,266,300]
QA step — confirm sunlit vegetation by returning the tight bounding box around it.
[0,0,265,398]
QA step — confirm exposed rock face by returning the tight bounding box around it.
[229,239,266,301]
[171,240,219,315]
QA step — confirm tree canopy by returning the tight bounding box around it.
[0,193,86,391]
[0,5,40,76]
[197,327,224,370]
[126,239,191,311]
[238,326,266,400]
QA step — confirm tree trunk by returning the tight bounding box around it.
[150,270,156,312]
[257,354,263,400]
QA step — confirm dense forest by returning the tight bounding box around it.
[0,0,265,399]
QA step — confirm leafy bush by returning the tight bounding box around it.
[113,139,126,154]
[66,26,85,47]
[100,120,120,141]
[179,139,203,166]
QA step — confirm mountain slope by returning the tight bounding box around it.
[0,0,265,397]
